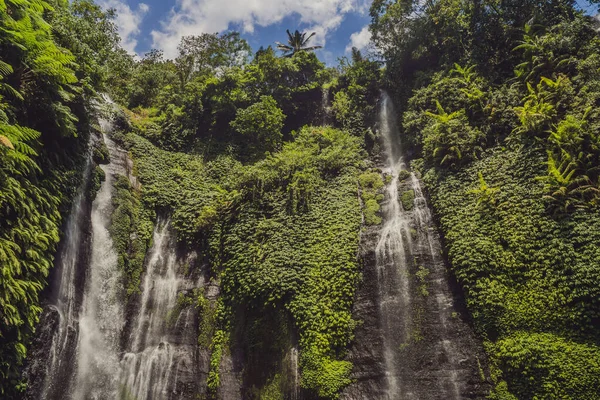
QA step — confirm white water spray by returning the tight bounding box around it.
[71,132,127,400]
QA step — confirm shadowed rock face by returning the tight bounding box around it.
[343,94,491,400]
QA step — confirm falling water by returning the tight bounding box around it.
[39,157,91,399]
[71,132,128,400]
[376,93,415,399]
[376,93,469,399]
[410,174,461,399]
[119,220,198,400]
[290,347,299,400]
[322,86,332,126]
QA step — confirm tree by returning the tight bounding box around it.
[275,30,323,57]
[175,32,251,87]
[127,50,178,108]
[230,95,285,154]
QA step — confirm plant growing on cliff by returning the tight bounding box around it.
[422,101,483,168]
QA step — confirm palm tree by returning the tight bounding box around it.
[275,30,322,57]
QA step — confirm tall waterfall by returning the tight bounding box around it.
[377,93,416,398]
[25,102,203,399]
[372,93,486,399]
[71,132,128,399]
[27,112,133,399]
[119,220,199,400]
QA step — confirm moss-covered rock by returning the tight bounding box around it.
[359,171,384,225]
[109,175,153,297]
[400,189,415,211]
[92,140,110,164]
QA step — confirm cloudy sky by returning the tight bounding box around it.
[99,0,597,64]
[97,0,373,64]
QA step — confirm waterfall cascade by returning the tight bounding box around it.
[376,93,415,398]
[26,104,200,400]
[71,132,127,399]
[36,157,91,399]
[343,93,489,399]
[119,220,199,400]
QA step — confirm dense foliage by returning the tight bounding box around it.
[102,22,384,398]
[0,0,122,394]
[372,0,600,397]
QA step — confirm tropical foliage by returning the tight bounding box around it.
[276,30,322,57]
[4,0,600,398]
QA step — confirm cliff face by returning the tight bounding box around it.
[342,223,388,400]
[23,102,493,400]
[342,95,491,400]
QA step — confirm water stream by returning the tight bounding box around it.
[377,93,415,398]
[375,93,473,399]
[39,157,91,399]
[119,220,198,400]
[25,99,203,399]
[71,132,128,400]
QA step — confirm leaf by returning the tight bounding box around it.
[0,134,14,149]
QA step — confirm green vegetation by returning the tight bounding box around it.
[372,0,600,397]
[359,171,384,225]
[196,291,217,349]
[118,124,364,398]
[400,189,415,211]
[230,95,285,154]
[109,175,153,297]
[4,0,600,398]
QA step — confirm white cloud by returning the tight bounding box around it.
[345,25,371,53]
[99,0,150,55]
[152,0,372,59]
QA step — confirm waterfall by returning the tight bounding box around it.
[322,86,332,126]
[38,157,91,399]
[290,346,299,400]
[28,107,132,399]
[71,132,128,399]
[375,93,474,399]
[26,98,202,399]
[119,220,199,400]
[377,93,415,398]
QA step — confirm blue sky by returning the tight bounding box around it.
[99,0,597,65]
